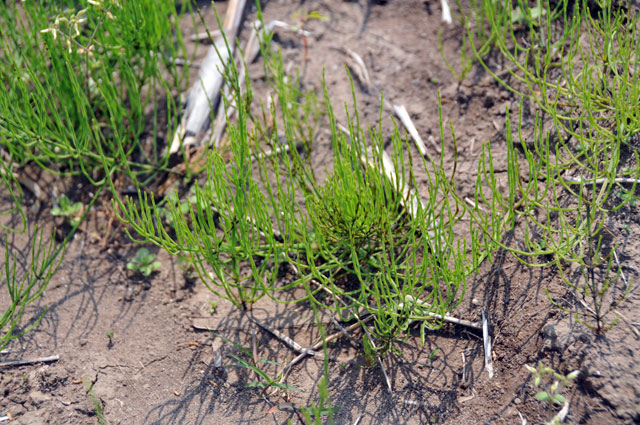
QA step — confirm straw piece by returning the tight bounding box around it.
[190,29,222,42]
[547,402,569,424]
[482,308,494,379]
[344,49,373,92]
[279,317,371,380]
[401,296,482,330]
[170,0,247,153]
[441,0,452,24]
[248,316,339,361]
[563,176,640,185]
[359,151,424,220]
[393,104,441,155]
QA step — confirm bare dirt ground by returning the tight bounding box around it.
[2,1,640,424]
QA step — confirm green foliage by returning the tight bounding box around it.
[0,228,61,351]
[0,0,187,183]
[126,248,161,277]
[300,376,339,424]
[0,168,98,350]
[0,159,102,350]
[1,0,183,351]
[220,334,303,392]
[83,376,109,425]
[460,0,637,333]
[108,7,484,356]
[525,362,579,420]
[51,195,84,226]
[0,162,26,234]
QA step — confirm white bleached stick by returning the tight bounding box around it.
[393,104,441,155]
[170,0,247,153]
[358,149,423,219]
[482,308,494,379]
[402,295,481,330]
[344,48,373,92]
[0,354,60,368]
[441,0,452,25]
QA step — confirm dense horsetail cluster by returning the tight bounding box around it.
[0,0,637,422]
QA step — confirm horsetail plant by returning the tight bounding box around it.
[106,5,489,357]
[0,0,188,184]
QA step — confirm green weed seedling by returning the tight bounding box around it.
[300,376,339,425]
[126,248,161,278]
[1,230,62,350]
[616,190,637,207]
[51,195,84,227]
[105,330,114,349]
[525,362,579,421]
[83,376,108,425]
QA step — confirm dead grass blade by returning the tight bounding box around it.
[393,104,441,155]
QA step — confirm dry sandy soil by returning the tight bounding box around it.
[2,1,640,424]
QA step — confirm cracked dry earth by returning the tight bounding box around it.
[2,0,640,424]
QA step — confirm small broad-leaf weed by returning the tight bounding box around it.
[126,248,161,277]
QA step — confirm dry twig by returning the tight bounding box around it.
[248,316,339,361]
[0,354,60,369]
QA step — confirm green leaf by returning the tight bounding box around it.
[362,334,375,367]
[428,346,439,360]
[59,196,71,210]
[69,202,83,215]
[535,391,551,402]
[300,406,341,418]
[306,11,328,21]
[552,394,566,404]
[510,0,546,24]
[270,382,305,392]
[230,355,271,381]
